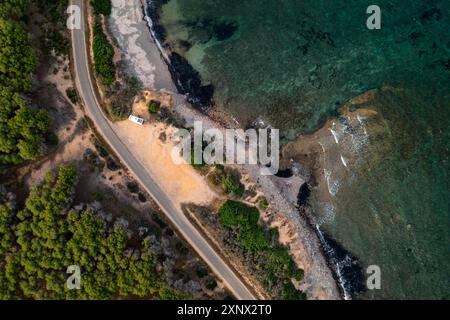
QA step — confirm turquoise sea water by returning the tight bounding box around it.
[157,0,450,299]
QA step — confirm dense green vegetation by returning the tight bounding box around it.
[222,168,244,197]
[222,175,244,197]
[91,0,112,16]
[93,22,116,86]
[259,197,269,210]
[0,18,36,91]
[220,200,269,251]
[38,0,70,56]
[104,75,141,120]
[0,1,51,167]
[0,88,50,165]
[0,0,30,19]
[219,200,306,299]
[210,165,245,196]
[0,165,184,299]
[90,2,141,121]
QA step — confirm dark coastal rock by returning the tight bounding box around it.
[318,231,366,299]
[274,168,293,178]
[145,0,170,43]
[152,24,168,44]
[297,183,310,207]
[168,52,214,110]
[296,186,364,299]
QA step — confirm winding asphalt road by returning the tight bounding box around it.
[70,0,256,300]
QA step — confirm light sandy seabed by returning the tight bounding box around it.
[109,0,176,91]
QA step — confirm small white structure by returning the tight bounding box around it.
[128,115,144,125]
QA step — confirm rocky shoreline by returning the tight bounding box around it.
[130,0,365,299]
[141,0,348,300]
[114,0,450,300]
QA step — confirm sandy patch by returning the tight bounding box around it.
[113,120,217,207]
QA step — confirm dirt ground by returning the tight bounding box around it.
[113,116,219,208]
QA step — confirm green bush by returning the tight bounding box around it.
[0,0,31,18]
[239,225,270,251]
[270,227,279,239]
[90,0,112,16]
[108,100,129,120]
[196,266,208,278]
[206,280,217,291]
[158,287,190,300]
[222,175,244,196]
[92,22,115,86]
[219,200,259,228]
[66,87,79,104]
[0,17,37,91]
[294,269,304,282]
[215,164,224,173]
[259,197,269,210]
[148,100,160,114]
[219,200,269,251]
[45,132,59,146]
[0,2,53,167]
[281,281,307,300]
[37,1,71,57]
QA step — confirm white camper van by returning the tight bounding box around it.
[128,115,144,125]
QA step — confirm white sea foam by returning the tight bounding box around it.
[349,129,368,156]
[335,259,352,300]
[330,122,340,144]
[340,154,348,168]
[144,16,170,63]
[316,202,336,225]
[315,224,351,300]
[144,1,171,63]
[324,169,340,197]
[356,113,368,135]
[319,141,327,155]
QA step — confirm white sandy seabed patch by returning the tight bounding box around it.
[109,0,176,91]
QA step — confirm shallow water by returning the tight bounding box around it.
[158,0,450,299]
